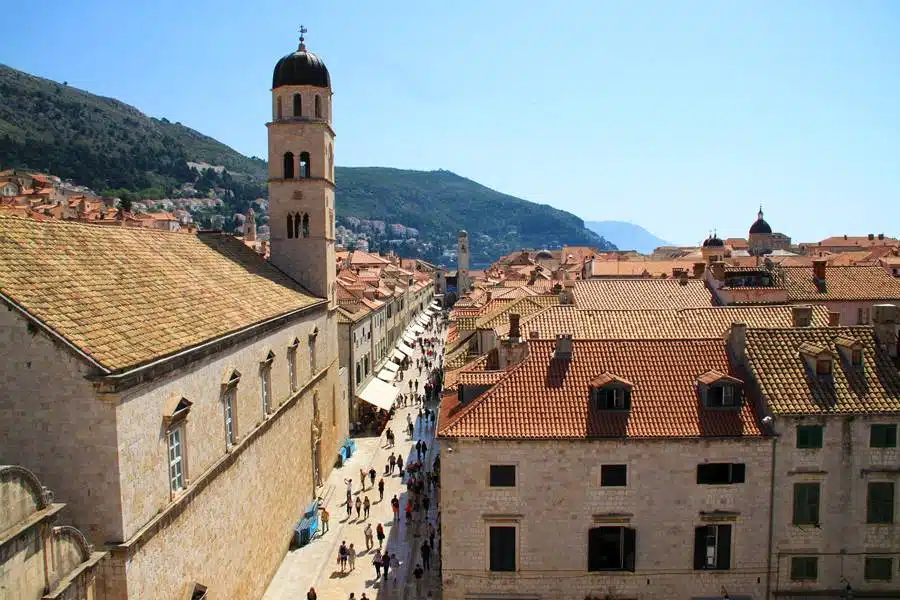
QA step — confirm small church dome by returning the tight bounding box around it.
[535,249,554,259]
[702,234,724,248]
[272,32,330,89]
[749,208,772,235]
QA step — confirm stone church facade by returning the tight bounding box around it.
[0,34,347,599]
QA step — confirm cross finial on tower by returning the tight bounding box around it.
[758,204,764,219]
[298,24,308,50]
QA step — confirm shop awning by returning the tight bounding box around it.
[425,307,437,316]
[357,378,398,411]
[430,300,440,308]
[411,324,426,335]
[376,369,395,383]
[382,361,400,373]
[397,341,416,357]
[416,315,430,327]
[403,332,418,345]
[391,349,406,362]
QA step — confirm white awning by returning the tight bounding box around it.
[382,361,400,373]
[416,315,430,327]
[357,378,398,411]
[430,300,440,308]
[424,307,437,316]
[397,341,416,357]
[411,324,425,335]
[392,349,406,362]
[402,332,417,345]
[376,369,395,383]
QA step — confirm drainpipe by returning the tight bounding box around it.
[765,432,778,600]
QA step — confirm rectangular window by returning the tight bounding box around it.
[167,426,185,493]
[793,483,821,526]
[790,556,818,581]
[224,387,236,446]
[588,526,636,571]
[601,464,627,487]
[816,358,832,374]
[288,348,298,392]
[697,463,746,485]
[489,465,516,487]
[309,336,317,373]
[706,385,738,408]
[595,387,631,410]
[871,424,898,448]
[489,526,516,572]
[261,364,272,415]
[693,524,731,570]
[865,557,893,581]
[867,482,895,524]
[796,425,824,449]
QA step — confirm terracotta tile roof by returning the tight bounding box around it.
[476,297,546,330]
[506,305,831,339]
[744,326,900,415]
[589,259,697,278]
[458,370,506,386]
[0,215,321,372]
[439,339,763,439]
[574,279,714,310]
[782,266,900,301]
[815,236,899,249]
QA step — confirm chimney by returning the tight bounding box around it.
[812,259,827,281]
[878,233,885,241]
[559,281,576,305]
[529,330,540,339]
[873,304,899,358]
[678,270,689,286]
[693,262,706,278]
[508,313,521,341]
[486,291,492,302]
[868,233,875,241]
[710,261,727,281]
[728,322,748,366]
[828,311,840,326]
[553,333,573,361]
[791,305,813,327]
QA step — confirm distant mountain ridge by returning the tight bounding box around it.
[0,63,614,264]
[585,220,670,254]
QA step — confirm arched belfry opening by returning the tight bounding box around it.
[315,95,322,119]
[302,213,310,238]
[294,213,302,239]
[276,97,282,120]
[283,152,294,179]
[293,93,302,117]
[286,213,295,239]
[299,152,310,178]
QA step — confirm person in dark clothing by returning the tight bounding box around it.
[423,494,430,514]
[369,467,377,487]
[421,540,432,569]
[307,587,317,600]
[382,550,391,579]
[378,477,385,501]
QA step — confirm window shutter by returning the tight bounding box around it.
[624,388,632,409]
[716,525,732,570]
[693,526,706,570]
[623,527,636,572]
[731,464,746,483]
[587,528,602,572]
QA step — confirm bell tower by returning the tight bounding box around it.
[267,26,336,307]
[457,230,470,293]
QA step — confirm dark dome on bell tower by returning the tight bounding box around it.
[272,27,330,89]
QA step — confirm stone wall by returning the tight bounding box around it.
[440,437,772,600]
[771,414,900,594]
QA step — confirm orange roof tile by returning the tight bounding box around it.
[439,339,763,439]
[782,266,900,301]
[745,326,900,415]
[574,279,714,310]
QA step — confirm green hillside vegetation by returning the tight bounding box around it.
[0,63,613,263]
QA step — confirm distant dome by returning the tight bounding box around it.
[749,208,772,235]
[535,249,554,259]
[272,41,330,89]
[702,234,724,248]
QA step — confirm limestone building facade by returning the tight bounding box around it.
[0,33,347,599]
[1,465,107,600]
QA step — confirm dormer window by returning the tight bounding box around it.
[852,349,863,366]
[590,373,634,411]
[834,336,864,367]
[799,342,835,376]
[816,358,832,374]
[696,370,743,409]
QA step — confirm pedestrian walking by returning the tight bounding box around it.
[421,540,431,569]
[355,496,361,519]
[348,543,357,571]
[391,553,400,575]
[415,440,422,459]
[338,541,348,573]
[369,467,376,487]
[407,422,414,438]
[378,477,385,501]
[423,494,430,514]
[345,498,352,519]
[428,522,436,550]
[345,478,353,497]
[364,522,373,550]
[405,499,413,523]
[413,564,424,597]
[372,552,382,580]
[348,594,355,600]
[360,468,366,491]
[390,495,400,521]
[363,495,370,519]
[389,453,396,474]
[307,587,317,600]
[382,550,391,580]
[376,522,386,549]
[320,507,330,533]
[398,454,405,480]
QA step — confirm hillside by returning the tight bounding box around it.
[0,63,613,264]
[585,220,670,254]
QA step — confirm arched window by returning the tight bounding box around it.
[328,145,334,180]
[293,93,302,117]
[276,97,283,120]
[286,213,295,239]
[283,152,294,179]
[293,213,301,239]
[302,213,310,238]
[299,152,310,178]
[315,95,322,119]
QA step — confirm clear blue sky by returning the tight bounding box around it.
[5,0,899,244]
